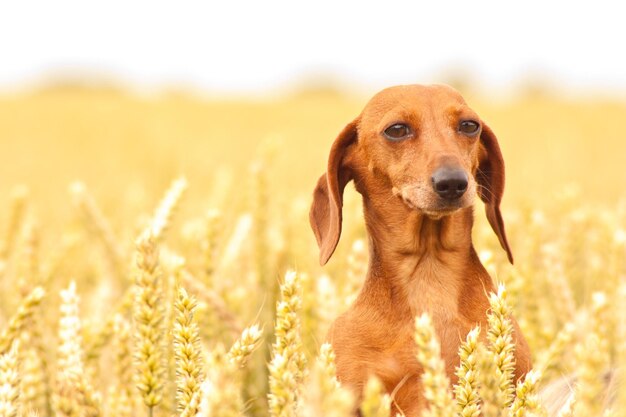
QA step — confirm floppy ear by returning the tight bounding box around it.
[309,119,358,265]
[476,123,514,264]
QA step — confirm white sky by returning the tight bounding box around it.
[1,0,625,95]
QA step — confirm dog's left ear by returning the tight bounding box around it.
[477,123,514,264]
[309,119,358,265]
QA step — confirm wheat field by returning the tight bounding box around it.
[0,84,625,417]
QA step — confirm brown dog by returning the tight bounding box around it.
[309,84,531,416]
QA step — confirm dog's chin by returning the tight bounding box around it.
[402,199,469,219]
[421,207,462,220]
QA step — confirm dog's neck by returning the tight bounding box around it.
[358,193,478,318]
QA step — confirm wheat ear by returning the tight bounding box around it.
[132,234,166,415]
[0,341,20,417]
[173,287,203,415]
[268,270,307,417]
[414,313,456,417]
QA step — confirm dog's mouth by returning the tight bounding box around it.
[393,183,474,218]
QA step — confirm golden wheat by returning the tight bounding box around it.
[132,235,166,414]
[360,377,391,417]
[54,281,101,417]
[173,287,203,414]
[267,270,307,417]
[0,286,44,356]
[414,313,456,417]
[0,88,624,417]
[455,327,481,417]
[0,341,20,417]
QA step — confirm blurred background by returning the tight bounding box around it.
[1,0,626,221]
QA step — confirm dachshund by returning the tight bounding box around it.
[309,84,531,416]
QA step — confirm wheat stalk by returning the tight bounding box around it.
[360,377,391,417]
[106,314,136,417]
[572,293,610,417]
[147,177,188,241]
[201,209,221,287]
[299,343,354,417]
[173,287,203,415]
[0,286,45,355]
[69,182,123,276]
[509,370,541,417]
[228,324,262,369]
[455,326,482,417]
[0,341,20,417]
[53,282,100,417]
[18,332,48,415]
[132,234,166,415]
[414,313,456,417]
[267,270,307,417]
[486,284,516,409]
[534,321,575,380]
[181,269,242,335]
[477,342,502,417]
[16,220,40,297]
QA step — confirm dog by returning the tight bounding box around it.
[309,84,531,416]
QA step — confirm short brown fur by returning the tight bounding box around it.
[310,84,531,416]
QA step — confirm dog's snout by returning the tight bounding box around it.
[431,167,468,200]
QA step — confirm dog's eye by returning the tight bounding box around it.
[458,120,480,136]
[383,123,412,141]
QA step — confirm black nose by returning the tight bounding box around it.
[431,167,469,200]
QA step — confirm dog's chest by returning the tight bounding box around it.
[399,258,462,322]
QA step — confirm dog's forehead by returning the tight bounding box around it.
[360,84,468,122]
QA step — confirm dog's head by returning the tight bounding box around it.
[310,84,513,265]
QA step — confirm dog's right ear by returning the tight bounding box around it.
[309,119,359,265]
[477,122,514,264]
